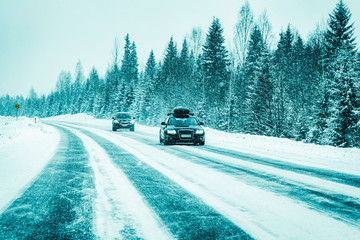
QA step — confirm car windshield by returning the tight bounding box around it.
[167,117,198,127]
[116,113,131,119]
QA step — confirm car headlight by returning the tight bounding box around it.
[195,129,204,135]
[130,119,135,124]
[167,129,177,135]
[114,120,119,123]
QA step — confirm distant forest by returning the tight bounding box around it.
[1,0,359,148]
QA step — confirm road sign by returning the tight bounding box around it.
[15,104,20,120]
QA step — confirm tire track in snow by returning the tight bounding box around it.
[162,145,360,226]
[110,131,360,227]
[54,123,253,240]
[127,130,360,187]
[0,126,95,239]
[52,123,173,240]
[201,145,360,187]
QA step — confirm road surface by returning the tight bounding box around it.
[0,121,359,239]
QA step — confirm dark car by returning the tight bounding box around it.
[112,112,135,131]
[159,107,205,145]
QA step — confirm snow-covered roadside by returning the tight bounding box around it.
[0,117,60,213]
[46,113,360,176]
[205,128,360,176]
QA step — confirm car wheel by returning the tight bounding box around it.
[199,141,205,146]
[163,135,169,145]
[112,126,117,131]
[130,125,135,131]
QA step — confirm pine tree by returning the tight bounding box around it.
[328,48,358,147]
[324,0,358,147]
[178,39,194,107]
[141,50,157,124]
[272,25,295,137]
[71,61,85,114]
[118,34,139,112]
[325,0,356,57]
[161,36,178,108]
[306,24,328,143]
[127,41,139,111]
[245,26,274,135]
[202,17,230,129]
[244,25,263,91]
[120,34,132,111]
[25,88,38,117]
[55,71,72,115]
[104,39,121,115]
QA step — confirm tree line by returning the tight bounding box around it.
[1,0,359,147]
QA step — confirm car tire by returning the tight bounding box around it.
[163,135,169,145]
[130,125,135,131]
[199,141,205,146]
[112,126,117,131]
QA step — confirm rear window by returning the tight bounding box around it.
[116,113,131,119]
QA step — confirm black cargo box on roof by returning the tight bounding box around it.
[173,107,190,115]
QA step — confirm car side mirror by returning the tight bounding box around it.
[161,122,166,125]
[199,122,204,125]
[112,117,115,120]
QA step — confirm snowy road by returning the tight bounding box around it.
[1,119,360,239]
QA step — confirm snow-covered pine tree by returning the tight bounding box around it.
[324,0,358,147]
[306,23,328,143]
[178,39,195,107]
[161,36,178,109]
[70,61,85,114]
[290,35,314,140]
[103,39,121,115]
[202,17,230,130]
[245,25,274,135]
[126,41,139,112]
[25,88,38,117]
[273,25,295,137]
[55,71,72,115]
[120,34,139,112]
[141,50,157,124]
[328,48,358,147]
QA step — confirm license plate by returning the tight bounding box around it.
[181,134,192,138]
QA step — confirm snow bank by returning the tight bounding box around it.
[0,116,60,213]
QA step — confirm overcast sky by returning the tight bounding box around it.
[1,0,359,97]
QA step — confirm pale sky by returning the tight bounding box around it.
[1,0,359,97]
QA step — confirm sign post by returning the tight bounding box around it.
[15,104,20,120]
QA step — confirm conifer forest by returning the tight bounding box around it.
[1,0,359,147]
